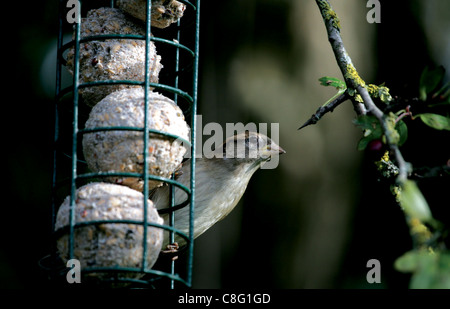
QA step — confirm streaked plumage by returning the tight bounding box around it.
[151,132,285,246]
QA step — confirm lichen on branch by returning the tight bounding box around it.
[316,0,341,30]
[345,64,365,88]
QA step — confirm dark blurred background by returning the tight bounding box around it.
[2,0,449,288]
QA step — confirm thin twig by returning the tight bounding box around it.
[394,105,412,124]
[298,92,349,130]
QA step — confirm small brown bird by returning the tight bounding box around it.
[151,131,285,247]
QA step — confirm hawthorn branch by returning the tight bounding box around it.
[315,0,409,182]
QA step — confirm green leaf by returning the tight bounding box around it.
[433,81,450,99]
[353,115,383,150]
[416,113,450,131]
[354,114,407,150]
[353,115,378,130]
[419,66,445,101]
[318,77,347,107]
[396,250,450,289]
[394,251,420,272]
[398,180,432,222]
[357,136,374,151]
[318,77,346,90]
[410,254,438,289]
[347,88,356,97]
[436,253,450,288]
[395,119,408,146]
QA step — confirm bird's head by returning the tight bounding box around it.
[215,132,285,168]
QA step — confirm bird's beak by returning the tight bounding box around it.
[260,142,286,159]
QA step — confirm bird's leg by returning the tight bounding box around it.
[160,242,180,261]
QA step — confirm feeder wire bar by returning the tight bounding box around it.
[187,0,200,287]
[68,1,82,263]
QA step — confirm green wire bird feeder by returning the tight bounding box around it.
[44,0,200,288]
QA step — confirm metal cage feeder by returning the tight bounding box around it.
[42,0,200,288]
